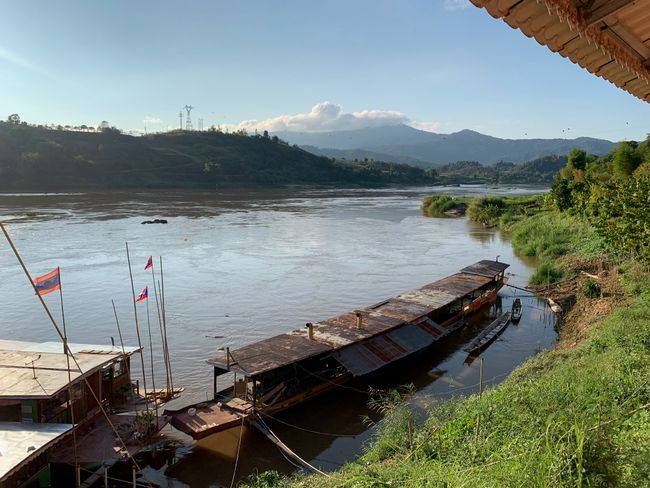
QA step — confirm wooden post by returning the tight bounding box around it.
[76,465,81,488]
[104,467,108,488]
[150,265,170,395]
[132,466,137,488]
[213,367,218,400]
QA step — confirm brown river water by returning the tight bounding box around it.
[0,186,556,487]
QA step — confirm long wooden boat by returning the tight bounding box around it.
[165,260,509,439]
[464,311,511,354]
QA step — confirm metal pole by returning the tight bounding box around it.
[126,243,148,401]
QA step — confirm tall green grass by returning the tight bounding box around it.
[246,276,650,487]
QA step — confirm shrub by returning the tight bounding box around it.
[530,261,565,285]
[581,279,601,298]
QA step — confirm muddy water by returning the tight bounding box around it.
[0,186,555,487]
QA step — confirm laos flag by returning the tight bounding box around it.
[144,256,153,270]
[33,268,61,296]
[136,286,148,302]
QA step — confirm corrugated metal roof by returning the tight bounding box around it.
[0,422,73,481]
[0,339,140,355]
[0,346,131,399]
[460,260,510,278]
[207,260,508,376]
[333,324,437,377]
[471,0,650,103]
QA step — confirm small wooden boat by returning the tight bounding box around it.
[511,298,522,322]
[464,311,511,354]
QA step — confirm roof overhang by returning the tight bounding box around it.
[471,0,650,103]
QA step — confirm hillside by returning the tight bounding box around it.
[275,124,614,166]
[0,123,437,191]
[438,155,567,184]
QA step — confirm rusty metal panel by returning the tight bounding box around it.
[397,288,458,309]
[363,298,432,322]
[333,324,436,377]
[424,273,492,297]
[208,333,331,376]
[460,260,509,278]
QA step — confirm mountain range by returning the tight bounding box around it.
[275,124,615,167]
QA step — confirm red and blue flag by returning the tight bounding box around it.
[136,286,148,302]
[144,256,153,270]
[33,268,61,296]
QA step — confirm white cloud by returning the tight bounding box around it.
[225,102,423,133]
[411,121,443,132]
[143,116,162,125]
[444,0,470,11]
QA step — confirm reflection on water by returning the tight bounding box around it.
[0,185,553,487]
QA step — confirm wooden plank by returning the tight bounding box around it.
[585,0,639,26]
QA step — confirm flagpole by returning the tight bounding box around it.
[125,242,148,401]
[150,264,170,395]
[111,300,133,391]
[145,295,159,421]
[58,267,79,487]
[159,257,174,393]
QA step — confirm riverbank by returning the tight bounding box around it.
[247,202,650,487]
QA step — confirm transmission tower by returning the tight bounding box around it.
[198,118,204,131]
[184,105,193,131]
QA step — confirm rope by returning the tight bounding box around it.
[229,415,245,488]
[259,412,357,437]
[254,413,329,477]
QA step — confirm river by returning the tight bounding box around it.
[0,186,556,487]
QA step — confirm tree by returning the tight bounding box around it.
[263,130,270,139]
[7,114,20,124]
[612,141,642,177]
[567,148,587,171]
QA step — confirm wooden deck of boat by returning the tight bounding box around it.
[50,413,168,464]
[166,402,247,439]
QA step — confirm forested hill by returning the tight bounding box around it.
[0,123,437,191]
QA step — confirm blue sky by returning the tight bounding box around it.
[0,0,647,140]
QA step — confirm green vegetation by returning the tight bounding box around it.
[421,195,469,217]
[0,121,436,190]
[437,155,567,185]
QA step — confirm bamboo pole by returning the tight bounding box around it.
[59,269,79,487]
[145,297,159,421]
[150,266,169,395]
[159,257,174,392]
[111,300,133,398]
[125,243,148,400]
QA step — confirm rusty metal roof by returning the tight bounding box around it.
[333,323,437,377]
[207,260,508,376]
[460,260,510,279]
[471,0,650,103]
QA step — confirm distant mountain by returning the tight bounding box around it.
[275,124,615,167]
[0,123,436,191]
[301,145,428,166]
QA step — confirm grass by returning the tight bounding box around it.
[243,207,650,488]
[421,194,470,217]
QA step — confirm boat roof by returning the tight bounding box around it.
[0,340,140,399]
[207,260,507,376]
[0,422,73,481]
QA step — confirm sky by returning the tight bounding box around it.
[0,0,647,141]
